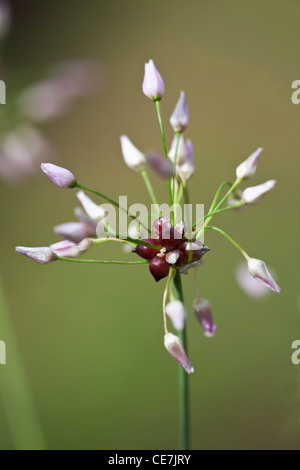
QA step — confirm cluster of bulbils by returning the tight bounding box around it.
[15,58,280,375]
[133,217,210,282]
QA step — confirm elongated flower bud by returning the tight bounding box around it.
[170,91,190,132]
[50,239,92,258]
[235,262,270,298]
[15,246,55,264]
[168,134,187,165]
[247,257,280,293]
[120,135,146,172]
[193,297,216,337]
[41,163,76,188]
[235,148,263,180]
[165,300,187,331]
[177,139,195,181]
[164,333,194,374]
[54,222,87,243]
[76,191,105,219]
[142,60,165,101]
[242,180,276,205]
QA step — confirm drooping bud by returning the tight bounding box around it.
[15,246,55,264]
[193,297,216,337]
[133,238,161,260]
[41,163,76,188]
[242,180,276,205]
[142,60,165,101]
[76,191,105,219]
[54,222,87,243]
[149,255,170,282]
[120,135,146,172]
[170,91,190,132]
[235,262,270,298]
[165,300,187,330]
[164,333,194,374]
[247,257,280,293]
[235,148,263,180]
[168,134,187,165]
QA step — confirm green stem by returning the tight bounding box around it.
[197,178,243,239]
[192,201,244,230]
[0,276,46,450]
[173,272,189,451]
[204,226,249,259]
[92,237,161,250]
[172,131,181,205]
[76,183,151,235]
[57,257,149,265]
[155,100,173,206]
[208,181,232,214]
[140,169,159,209]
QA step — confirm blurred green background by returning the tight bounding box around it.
[0,0,299,450]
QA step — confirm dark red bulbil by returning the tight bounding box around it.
[133,238,161,260]
[160,227,183,251]
[133,217,210,282]
[149,255,170,282]
[181,241,210,263]
[151,217,172,241]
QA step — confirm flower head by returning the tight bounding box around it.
[120,135,146,172]
[236,147,263,180]
[164,333,194,374]
[170,91,190,132]
[41,163,76,188]
[235,262,270,298]
[142,60,165,101]
[242,180,276,205]
[247,258,280,293]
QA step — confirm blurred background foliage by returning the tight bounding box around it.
[0,0,299,449]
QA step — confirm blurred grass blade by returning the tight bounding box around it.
[0,276,46,450]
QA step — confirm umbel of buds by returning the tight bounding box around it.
[133,217,210,282]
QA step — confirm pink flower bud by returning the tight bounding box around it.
[120,135,146,172]
[177,140,195,181]
[193,297,216,337]
[235,148,263,180]
[41,163,76,188]
[15,246,55,264]
[76,191,105,219]
[142,60,165,101]
[166,300,187,330]
[247,258,280,293]
[242,180,276,205]
[235,262,270,298]
[168,134,187,165]
[170,91,190,132]
[164,333,194,374]
[50,239,92,258]
[54,222,88,243]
